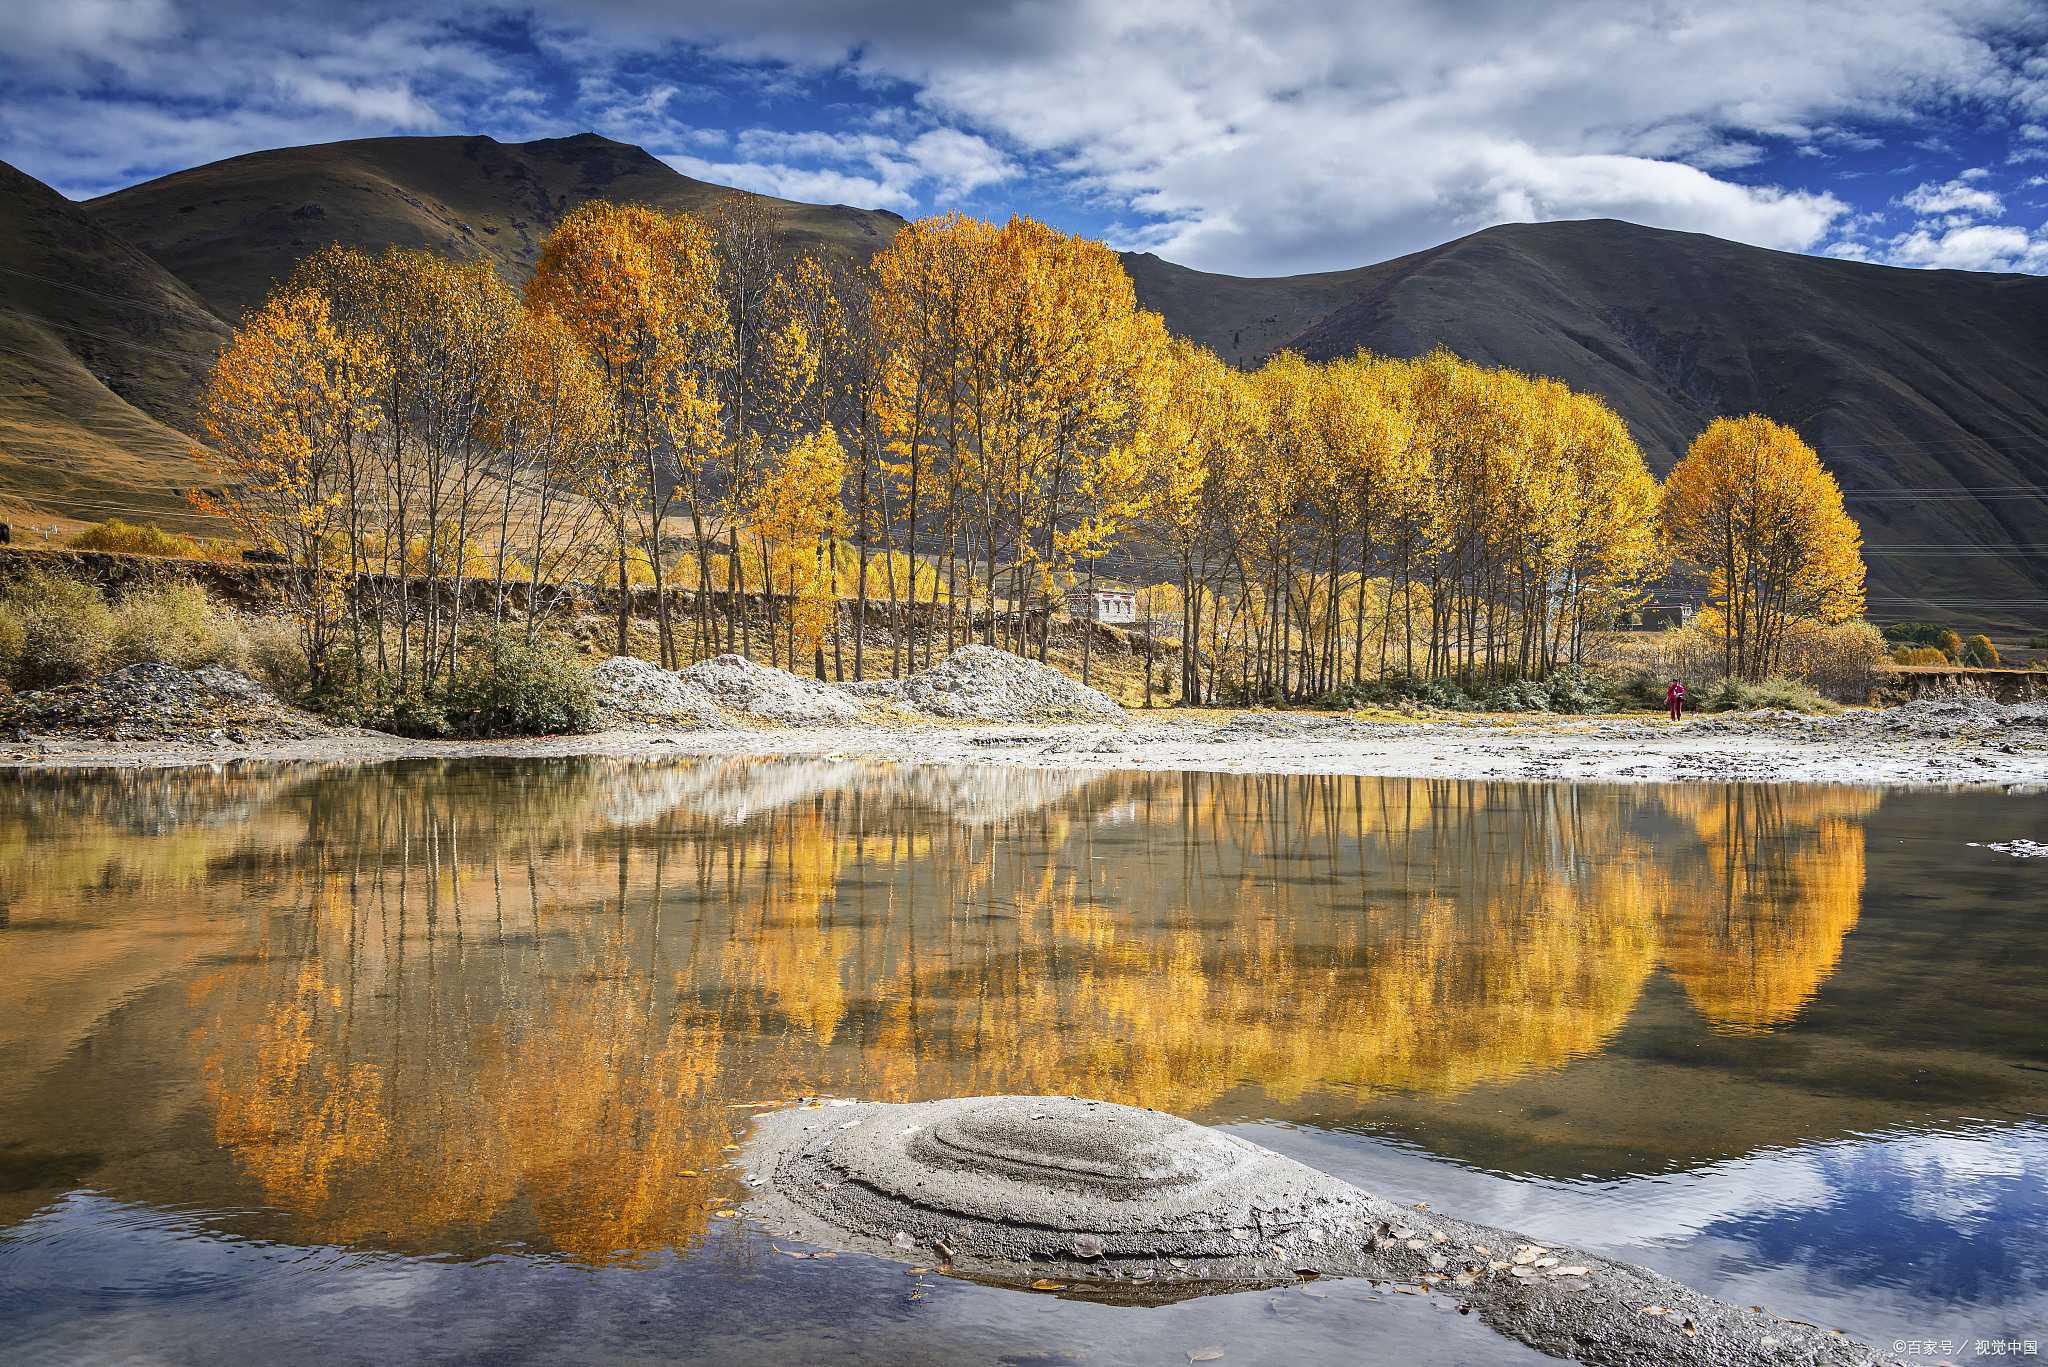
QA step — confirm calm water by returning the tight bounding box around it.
[0,760,2043,1365]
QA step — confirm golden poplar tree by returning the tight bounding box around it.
[527,201,727,665]
[195,287,386,681]
[1662,415,1865,680]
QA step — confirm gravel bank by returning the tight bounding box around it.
[3,661,2046,791]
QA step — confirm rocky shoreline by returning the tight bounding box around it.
[2,653,2045,791]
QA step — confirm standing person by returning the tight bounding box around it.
[1665,679,1685,721]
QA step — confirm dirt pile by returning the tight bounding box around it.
[859,645,1127,723]
[683,654,862,725]
[0,662,328,744]
[591,656,731,730]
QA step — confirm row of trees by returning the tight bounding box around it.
[196,199,1865,705]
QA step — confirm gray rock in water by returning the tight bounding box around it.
[742,1096,1894,1367]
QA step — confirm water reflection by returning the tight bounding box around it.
[0,760,1944,1269]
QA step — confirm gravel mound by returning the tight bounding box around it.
[592,656,731,730]
[0,662,328,743]
[681,654,860,726]
[883,646,1126,723]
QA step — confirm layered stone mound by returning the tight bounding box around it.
[861,646,1126,723]
[743,1096,1894,1367]
[0,662,329,744]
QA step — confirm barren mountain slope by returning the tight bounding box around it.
[87,133,908,322]
[0,160,229,533]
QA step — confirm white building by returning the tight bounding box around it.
[1065,588,1137,622]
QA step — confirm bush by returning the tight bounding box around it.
[1882,621,1951,646]
[109,579,245,671]
[68,519,200,558]
[1892,646,1949,665]
[1960,634,2001,667]
[242,615,311,699]
[439,629,597,736]
[2029,636,2048,650]
[0,570,114,689]
[309,626,596,738]
[1700,675,1841,715]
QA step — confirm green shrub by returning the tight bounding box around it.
[2028,636,2048,650]
[1613,675,1669,711]
[1700,675,1841,715]
[0,570,114,689]
[1318,664,1625,714]
[1882,621,1952,646]
[309,627,595,738]
[308,657,451,737]
[109,579,244,670]
[1960,634,2001,667]
[439,629,597,736]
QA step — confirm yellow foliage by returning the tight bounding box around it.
[1662,415,1865,681]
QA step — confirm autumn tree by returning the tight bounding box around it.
[195,286,385,683]
[527,201,727,666]
[751,429,850,674]
[1662,415,1865,680]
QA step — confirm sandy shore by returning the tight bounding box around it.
[6,705,2045,789]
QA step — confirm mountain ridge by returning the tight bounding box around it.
[2,133,2043,632]
[86,132,908,323]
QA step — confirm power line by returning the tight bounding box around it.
[0,263,219,321]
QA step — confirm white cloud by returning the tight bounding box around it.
[1879,223,2048,270]
[660,125,1011,209]
[1899,175,2005,218]
[558,0,2045,272]
[4,0,2047,273]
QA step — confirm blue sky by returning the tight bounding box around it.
[3,0,2046,277]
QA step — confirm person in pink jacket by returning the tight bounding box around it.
[1665,679,1685,721]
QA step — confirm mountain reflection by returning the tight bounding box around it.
[0,760,1877,1261]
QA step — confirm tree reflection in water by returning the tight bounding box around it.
[0,760,1878,1264]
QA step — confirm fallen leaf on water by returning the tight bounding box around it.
[714,1210,741,1219]
[906,1267,930,1275]
[772,1246,809,1259]
[1187,1348,1224,1363]
[722,1145,742,1152]
[1031,1279,1068,1291]
[1395,1286,1421,1295]
[810,1251,838,1258]
[677,1170,699,1177]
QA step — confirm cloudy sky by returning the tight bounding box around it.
[5,0,2047,276]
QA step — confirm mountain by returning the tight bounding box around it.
[0,160,229,535]
[12,129,2048,634]
[85,133,907,323]
[1125,222,2048,636]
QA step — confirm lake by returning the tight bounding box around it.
[1,759,2042,1365]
